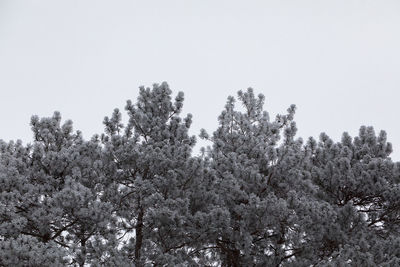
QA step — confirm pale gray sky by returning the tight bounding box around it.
[1,0,399,159]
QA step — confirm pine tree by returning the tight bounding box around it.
[0,112,118,266]
[101,82,211,265]
[303,127,400,265]
[199,88,308,265]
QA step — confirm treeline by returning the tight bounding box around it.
[1,83,400,266]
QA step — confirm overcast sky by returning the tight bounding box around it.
[1,0,399,159]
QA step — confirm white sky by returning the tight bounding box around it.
[0,0,399,159]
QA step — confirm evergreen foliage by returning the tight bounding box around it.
[1,83,399,266]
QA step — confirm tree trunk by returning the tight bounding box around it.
[226,249,240,267]
[79,227,86,267]
[135,206,144,266]
[219,238,241,267]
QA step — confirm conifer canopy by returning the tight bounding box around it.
[1,83,399,266]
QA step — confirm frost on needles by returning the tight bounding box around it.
[1,82,400,266]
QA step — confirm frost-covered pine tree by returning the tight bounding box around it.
[0,138,68,266]
[199,88,312,266]
[0,112,118,266]
[302,127,400,265]
[101,82,214,265]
